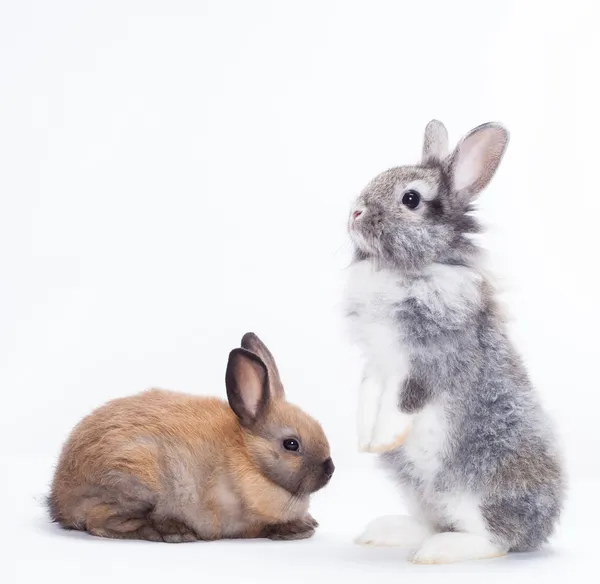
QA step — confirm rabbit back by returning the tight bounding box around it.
[48,389,257,541]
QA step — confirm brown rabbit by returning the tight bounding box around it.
[48,333,334,542]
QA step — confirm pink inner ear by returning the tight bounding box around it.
[238,360,264,416]
[452,126,507,194]
[453,132,490,192]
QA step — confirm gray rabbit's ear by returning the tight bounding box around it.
[422,119,449,163]
[446,122,509,206]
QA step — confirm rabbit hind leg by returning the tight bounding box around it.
[85,503,198,542]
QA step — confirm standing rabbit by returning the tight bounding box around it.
[48,333,334,542]
[344,120,564,563]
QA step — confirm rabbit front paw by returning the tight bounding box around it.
[357,373,414,453]
[262,517,316,541]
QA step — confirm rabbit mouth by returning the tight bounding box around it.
[349,224,381,259]
[348,207,387,257]
[313,473,333,492]
[309,466,335,493]
[349,214,372,247]
[287,468,333,497]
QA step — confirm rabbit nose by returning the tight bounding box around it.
[353,210,362,220]
[323,457,335,478]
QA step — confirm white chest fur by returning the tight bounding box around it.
[345,259,482,454]
[344,260,409,377]
[402,401,448,482]
[345,261,411,452]
[345,259,483,369]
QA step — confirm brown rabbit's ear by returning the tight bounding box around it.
[240,332,285,399]
[225,348,270,427]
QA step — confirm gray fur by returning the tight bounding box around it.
[346,121,565,553]
[398,378,430,413]
[422,119,449,162]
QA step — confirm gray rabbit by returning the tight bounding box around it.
[344,120,565,564]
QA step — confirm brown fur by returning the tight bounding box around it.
[48,334,333,542]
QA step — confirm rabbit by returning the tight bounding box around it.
[47,332,334,542]
[344,120,565,564]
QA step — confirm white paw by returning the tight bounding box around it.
[357,424,373,452]
[369,409,412,453]
[357,374,413,453]
[357,375,382,452]
[355,515,431,548]
[357,429,374,453]
[412,532,507,565]
[358,439,372,453]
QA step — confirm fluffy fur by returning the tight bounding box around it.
[345,120,565,563]
[48,333,334,542]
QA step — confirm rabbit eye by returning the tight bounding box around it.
[283,438,300,452]
[402,190,421,210]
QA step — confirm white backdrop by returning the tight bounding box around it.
[1,1,599,582]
